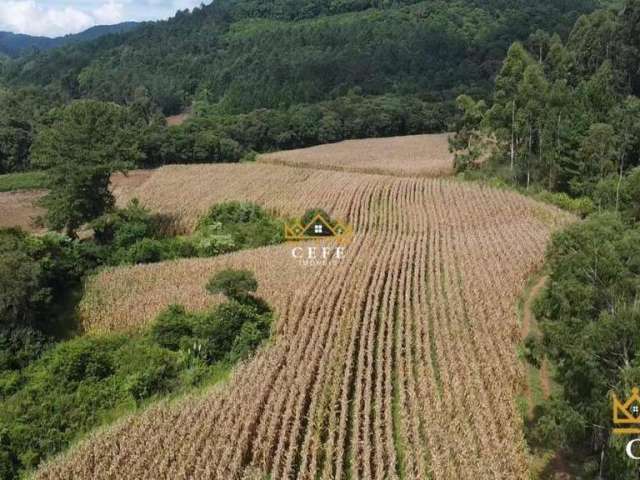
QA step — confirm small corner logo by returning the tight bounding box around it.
[613,387,640,435]
[284,213,353,244]
[612,387,640,461]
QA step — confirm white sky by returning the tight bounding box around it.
[0,0,206,37]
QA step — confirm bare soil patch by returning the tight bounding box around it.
[0,190,46,233]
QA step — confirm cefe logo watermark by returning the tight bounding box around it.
[612,387,640,459]
[284,210,353,267]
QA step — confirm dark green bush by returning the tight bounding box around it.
[0,326,51,371]
[0,229,86,328]
[198,202,284,249]
[122,238,169,264]
[151,269,273,363]
[0,334,184,475]
[230,322,266,361]
[150,305,194,351]
[48,339,115,384]
[90,201,282,267]
[196,302,262,362]
[206,269,258,300]
[527,398,587,450]
[522,333,544,368]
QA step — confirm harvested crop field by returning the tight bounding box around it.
[39,161,574,480]
[258,133,454,177]
[0,190,46,233]
[79,243,311,334]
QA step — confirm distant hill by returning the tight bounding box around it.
[0,22,140,58]
[0,1,600,114]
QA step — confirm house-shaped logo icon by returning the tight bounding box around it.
[284,213,353,243]
[613,387,640,435]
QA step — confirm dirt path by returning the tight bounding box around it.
[525,276,552,401]
[522,275,547,339]
[540,358,551,399]
[522,275,551,418]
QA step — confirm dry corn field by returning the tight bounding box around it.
[79,244,312,333]
[258,133,454,177]
[37,156,574,480]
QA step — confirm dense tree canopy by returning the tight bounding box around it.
[0,0,596,114]
[451,0,640,195]
[31,100,142,234]
[450,1,640,476]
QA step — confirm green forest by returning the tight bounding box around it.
[0,0,598,177]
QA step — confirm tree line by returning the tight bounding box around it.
[0,0,593,114]
[451,1,640,477]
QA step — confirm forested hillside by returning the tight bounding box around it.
[0,23,140,59]
[1,0,596,114]
[0,0,600,177]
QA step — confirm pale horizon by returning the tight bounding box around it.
[0,0,206,38]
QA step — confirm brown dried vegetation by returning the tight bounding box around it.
[258,133,454,178]
[37,152,574,479]
[0,190,46,233]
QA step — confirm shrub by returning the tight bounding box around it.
[190,225,236,256]
[0,371,20,399]
[526,398,586,449]
[125,364,176,402]
[230,322,266,361]
[197,202,284,249]
[0,229,88,328]
[534,191,595,217]
[0,250,47,326]
[47,339,115,384]
[150,305,194,351]
[92,200,158,249]
[201,202,268,225]
[0,326,50,371]
[194,302,261,362]
[122,238,169,264]
[206,269,258,300]
[522,333,544,368]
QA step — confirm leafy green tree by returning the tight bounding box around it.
[545,34,573,82]
[491,42,534,172]
[206,269,258,301]
[0,249,46,326]
[0,124,31,174]
[518,64,549,187]
[571,123,618,196]
[449,94,487,172]
[31,100,142,235]
[535,214,640,474]
[619,0,640,94]
[568,9,621,77]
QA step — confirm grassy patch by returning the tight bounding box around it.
[0,171,48,192]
